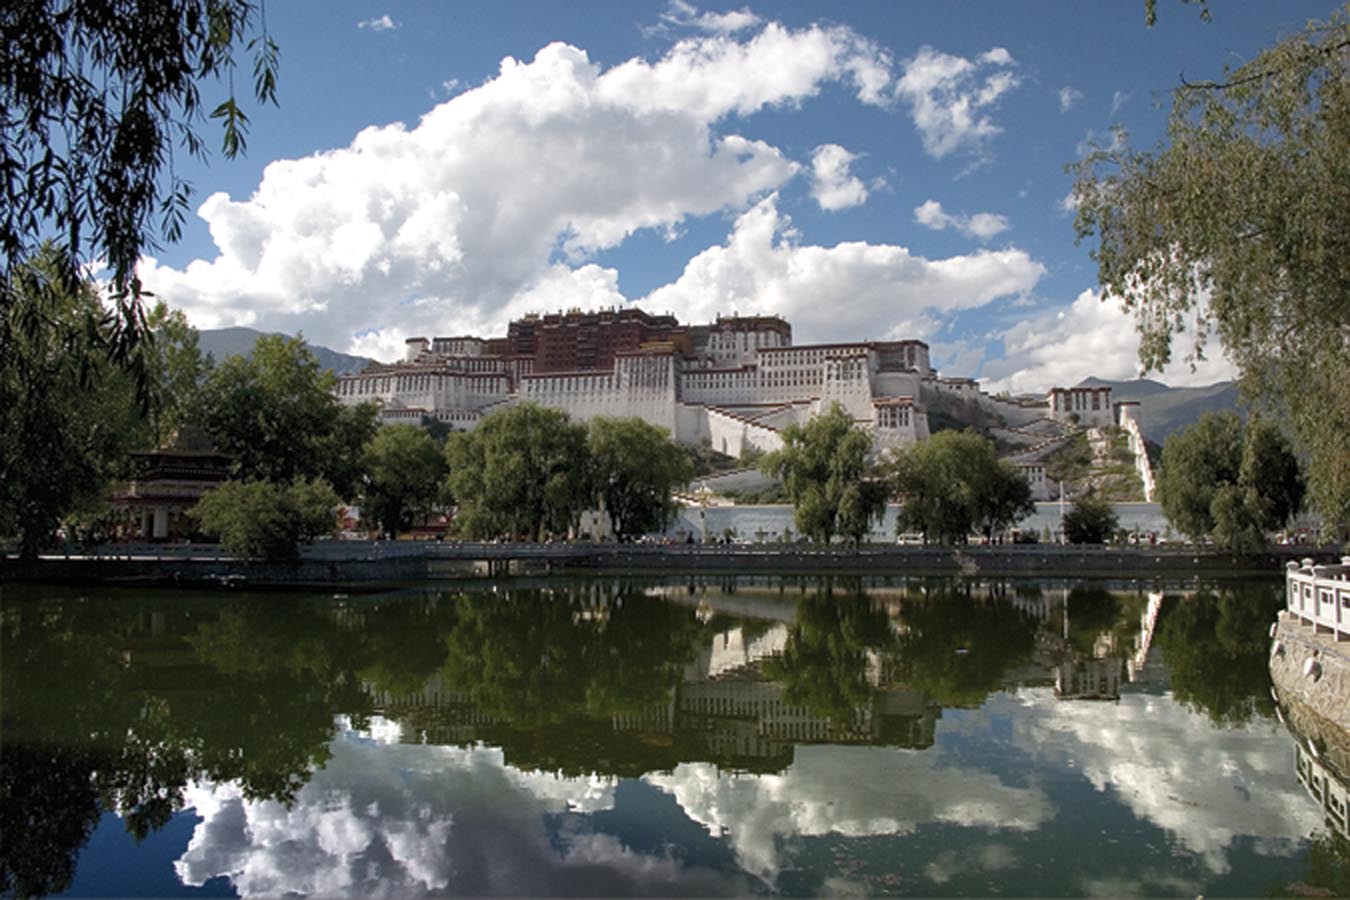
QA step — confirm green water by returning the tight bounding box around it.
[2,575,1347,897]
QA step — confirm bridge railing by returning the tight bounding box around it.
[1286,558,1350,641]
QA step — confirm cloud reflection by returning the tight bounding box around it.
[998,690,1319,876]
[175,719,747,897]
[644,744,1052,880]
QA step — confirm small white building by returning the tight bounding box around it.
[1046,386,1114,427]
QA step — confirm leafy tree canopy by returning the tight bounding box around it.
[0,248,145,558]
[763,585,894,722]
[893,586,1038,708]
[439,586,701,727]
[1156,584,1283,727]
[139,301,211,447]
[1,0,278,394]
[444,403,591,541]
[1063,493,1119,544]
[194,334,377,496]
[587,416,692,540]
[890,429,1034,544]
[1157,411,1304,550]
[361,423,447,539]
[189,477,338,561]
[1071,8,1349,538]
[759,403,887,544]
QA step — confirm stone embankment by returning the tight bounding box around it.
[3,541,1339,589]
[1271,611,1350,737]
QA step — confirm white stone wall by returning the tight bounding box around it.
[518,353,678,435]
[706,407,784,458]
[872,401,923,453]
[679,366,762,405]
[819,355,875,422]
[1115,403,1156,501]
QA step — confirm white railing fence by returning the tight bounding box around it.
[1287,557,1350,641]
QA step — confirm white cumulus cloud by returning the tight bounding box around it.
[357,14,396,32]
[913,199,1009,240]
[978,287,1240,394]
[1004,690,1318,878]
[175,720,750,898]
[646,743,1052,881]
[809,144,868,211]
[641,195,1044,344]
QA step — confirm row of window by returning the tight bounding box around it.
[338,374,508,396]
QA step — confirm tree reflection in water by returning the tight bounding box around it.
[763,579,893,722]
[439,585,702,728]
[1157,582,1284,727]
[892,583,1039,708]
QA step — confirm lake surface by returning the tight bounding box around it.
[3,574,1348,897]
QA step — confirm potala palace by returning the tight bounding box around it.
[334,307,1154,499]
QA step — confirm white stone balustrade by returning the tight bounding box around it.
[1287,557,1350,640]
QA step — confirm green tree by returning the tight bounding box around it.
[1,0,278,393]
[189,477,338,560]
[1071,8,1350,538]
[444,403,591,541]
[139,301,210,448]
[355,596,459,697]
[0,249,145,558]
[1063,493,1119,544]
[587,416,692,540]
[759,403,887,544]
[1157,412,1304,549]
[890,430,1035,544]
[361,424,447,538]
[194,334,377,497]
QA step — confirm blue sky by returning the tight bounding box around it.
[140,1,1337,392]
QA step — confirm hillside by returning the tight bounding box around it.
[1077,377,1240,443]
[198,327,373,375]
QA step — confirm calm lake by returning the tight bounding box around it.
[3,574,1348,897]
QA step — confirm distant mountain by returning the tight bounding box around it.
[1077,376,1241,443]
[197,327,374,375]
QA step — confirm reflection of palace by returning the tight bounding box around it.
[1006,589,1165,701]
[370,620,941,774]
[1295,741,1350,839]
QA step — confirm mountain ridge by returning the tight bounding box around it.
[197,327,373,376]
[1075,376,1240,443]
